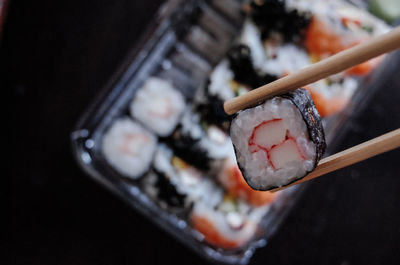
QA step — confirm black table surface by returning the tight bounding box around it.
[3,1,400,264]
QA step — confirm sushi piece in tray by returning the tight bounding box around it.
[248,0,311,43]
[164,108,233,171]
[130,77,186,137]
[101,118,157,180]
[226,44,278,89]
[191,195,269,249]
[195,92,232,132]
[143,144,221,212]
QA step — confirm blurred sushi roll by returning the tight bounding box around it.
[206,60,236,100]
[202,125,234,162]
[143,170,187,211]
[130,77,185,137]
[260,43,312,77]
[227,44,277,89]
[217,157,278,207]
[165,110,232,170]
[196,93,232,132]
[143,145,221,211]
[195,61,235,132]
[102,118,157,179]
[230,89,326,190]
[238,20,268,71]
[191,196,267,249]
[249,0,311,43]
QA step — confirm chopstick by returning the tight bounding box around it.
[271,129,400,192]
[223,26,400,115]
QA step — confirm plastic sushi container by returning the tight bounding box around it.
[70,0,395,264]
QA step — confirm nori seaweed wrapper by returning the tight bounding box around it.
[232,88,326,191]
[163,126,213,171]
[280,88,326,165]
[196,85,232,132]
[227,44,277,88]
[249,0,311,43]
[154,169,187,209]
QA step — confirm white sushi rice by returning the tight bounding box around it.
[179,110,234,160]
[200,126,234,160]
[261,44,311,76]
[102,118,157,179]
[231,97,316,189]
[239,20,268,71]
[130,77,185,137]
[208,60,235,100]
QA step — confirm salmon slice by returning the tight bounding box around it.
[192,215,241,249]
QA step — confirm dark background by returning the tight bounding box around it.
[2,1,400,264]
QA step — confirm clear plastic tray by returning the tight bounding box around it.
[70,0,395,263]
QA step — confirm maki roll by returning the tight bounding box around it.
[196,66,233,132]
[130,77,185,137]
[102,118,157,179]
[143,145,220,211]
[191,196,267,249]
[206,60,236,101]
[196,94,232,132]
[217,157,278,206]
[249,0,311,43]
[227,44,277,89]
[165,109,233,170]
[148,170,187,210]
[230,89,325,190]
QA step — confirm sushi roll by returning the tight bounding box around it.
[196,94,232,132]
[230,89,326,190]
[238,20,268,71]
[227,44,277,89]
[206,60,236,101]
[102,118,157,179]
[143,145,221,211]
[195,61,237,132]
[217,157,278,206]
[143,170,187,211]
[249,0,311,43]
[196,66,233,132]
[191,196,267,249]
[165,109,232,170]
[130,77,185,137]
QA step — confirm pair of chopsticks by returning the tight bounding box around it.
[224,26,400,191]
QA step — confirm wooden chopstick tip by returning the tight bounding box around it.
[223,100,235,115]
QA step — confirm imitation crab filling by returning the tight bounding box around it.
[230,89,326,190]
[248,119,306,170]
